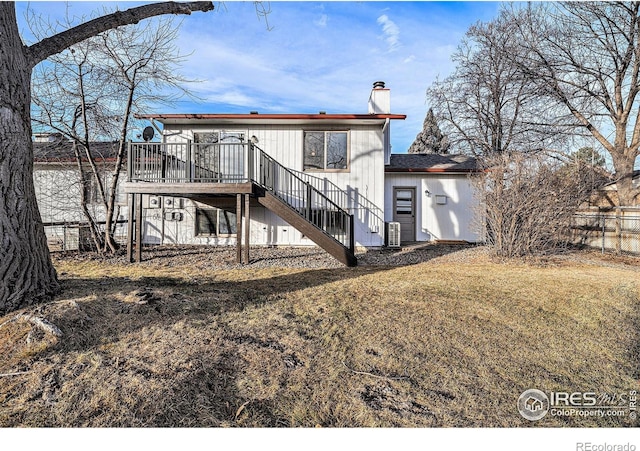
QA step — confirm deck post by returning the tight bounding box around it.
[127,142,133,182]
[244,193,251,264]
[135,193,143,262]
[126,193,135,262]
[247,143,254,182]
[236,193,242,264]
[186,139,192,182]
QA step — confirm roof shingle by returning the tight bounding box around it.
[33,139,120,163]
[386,153,478,173]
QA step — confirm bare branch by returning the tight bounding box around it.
[26,1,213,67]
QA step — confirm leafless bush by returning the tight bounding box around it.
[475,152,607,258]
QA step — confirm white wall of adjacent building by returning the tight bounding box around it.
[384,172,482,243]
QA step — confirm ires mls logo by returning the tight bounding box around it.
[518,389,550,421]
[518,388,637,421]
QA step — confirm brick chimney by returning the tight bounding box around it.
[368,81,390,114]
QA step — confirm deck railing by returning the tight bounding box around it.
[251,146,354,252]
[128,141,251,183]
[289,168,385,238]
[127,141,354,252]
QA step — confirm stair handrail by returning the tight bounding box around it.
[288,167,385,240]
[288,169,350,211]
[251,144,354,252]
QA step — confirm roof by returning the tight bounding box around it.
[602,169,640,190]
[385,153,479,173]
[33,139,120,163]
[136,113,406,126]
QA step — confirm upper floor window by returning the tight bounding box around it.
[303,131,349,171]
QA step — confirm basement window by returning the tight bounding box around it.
[195,208,237,236]
[303,131,349,171]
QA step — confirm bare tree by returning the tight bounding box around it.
[427,9,572,156]
[427,8,605,257]
[31,17,193,254]
[0,2,213,314]
[511,2,640,206]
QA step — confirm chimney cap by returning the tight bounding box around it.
[373,81,386,89]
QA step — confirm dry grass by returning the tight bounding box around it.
[0,246,638,427]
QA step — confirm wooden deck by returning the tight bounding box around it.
[124,141,357,266]
[122,181,254,195]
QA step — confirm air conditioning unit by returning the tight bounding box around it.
[148,195,161,209]
[386,222,401,248]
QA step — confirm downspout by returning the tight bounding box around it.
[383,118,390,165]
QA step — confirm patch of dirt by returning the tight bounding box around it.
[360,381,436,420]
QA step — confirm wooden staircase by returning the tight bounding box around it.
[256,188,356,266]
[250,147,356,266]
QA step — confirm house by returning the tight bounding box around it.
[33,135,128,250]
[587,170,640,208]
[34,82,482,264]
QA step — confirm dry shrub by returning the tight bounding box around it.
[475,152,606,258]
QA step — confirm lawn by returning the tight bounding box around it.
[0,246,638,427]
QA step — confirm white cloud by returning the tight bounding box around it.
[59,2,499,152]
[377,14,400,52]
[315,14,328,27]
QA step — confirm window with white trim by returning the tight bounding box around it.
[303,131,349,171]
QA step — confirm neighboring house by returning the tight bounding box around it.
[33,134,128,250]
[34,82,482,264]
[587,170,640,208]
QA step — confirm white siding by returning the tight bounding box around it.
[162,122,386,247]
[34,167,84,223]
[34,165,130,249]
[34,165,128,225]
[384,172,481,242]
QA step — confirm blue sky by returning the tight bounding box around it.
[16,1,502,153]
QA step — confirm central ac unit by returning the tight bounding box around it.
[386,222,401,248]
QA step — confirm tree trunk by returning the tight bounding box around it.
[611,151,639,206]
[0,4,60,314]
[1,1,213,314]
[103,78,137,254]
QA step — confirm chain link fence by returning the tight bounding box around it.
[571,208,640,256]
